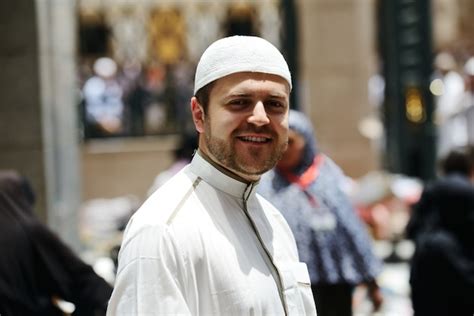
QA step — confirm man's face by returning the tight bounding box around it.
[192,72,290,181]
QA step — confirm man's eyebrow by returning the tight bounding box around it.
[227,93,252,97]
[268,93,287,99]
[222,93,253,101]
[225,91,288,99]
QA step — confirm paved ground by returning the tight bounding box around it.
[354,240,414,315]
[354,262,413,316]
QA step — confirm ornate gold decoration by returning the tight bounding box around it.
[148,8,186,65]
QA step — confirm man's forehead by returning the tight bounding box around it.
[213,72,290,94]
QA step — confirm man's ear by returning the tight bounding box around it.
[191,97,205,133]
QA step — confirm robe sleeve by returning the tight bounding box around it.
[29,222,112,315]
[107,225,191,315]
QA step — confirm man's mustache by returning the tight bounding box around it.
[233,125,277,136]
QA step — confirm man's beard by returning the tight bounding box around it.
[204,120,288,177]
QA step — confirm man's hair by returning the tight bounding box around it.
[194,81,215,113]
[440,148,471,176]
[175,132,198,160]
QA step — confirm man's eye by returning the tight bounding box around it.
[266,100,285,109]
[229,99,248,106]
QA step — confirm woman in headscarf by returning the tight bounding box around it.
[0,170,112,316]
[258,110,383,316]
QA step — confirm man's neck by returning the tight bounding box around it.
[197,149,258,184]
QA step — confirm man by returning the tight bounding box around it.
[107,36,317,315]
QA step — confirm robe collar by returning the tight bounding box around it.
[189,150,259,200]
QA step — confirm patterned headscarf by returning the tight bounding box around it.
[286,109,319,175]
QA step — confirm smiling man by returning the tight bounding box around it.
[194,71,289,180]
[107,36,317,316]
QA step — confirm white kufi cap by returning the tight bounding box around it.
[194,36,292,94]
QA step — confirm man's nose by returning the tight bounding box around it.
[248,101,270,126]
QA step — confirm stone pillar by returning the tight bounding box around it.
[298,0,379,177]
[432,0,460,50]
[36,0,81,250]
[0,1,47,218]
[0,0,81,250]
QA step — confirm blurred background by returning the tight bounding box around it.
[1,0,474,314]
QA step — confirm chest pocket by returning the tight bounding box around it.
[280,262,317,315]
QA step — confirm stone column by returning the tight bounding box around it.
[0,0,47,217]
[297,0,379,177]
[36,0,81,250]
[0,0,81,250]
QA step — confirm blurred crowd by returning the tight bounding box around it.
[432,52,474,157]
[79,57,195,139]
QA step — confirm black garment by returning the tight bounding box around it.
[407,173,474,242]
[0,170,112,316]
[312,283,354,316]
[409,175,474,315]
[124,82,152,136]
[405,182,437,241]
[410,231,474,315]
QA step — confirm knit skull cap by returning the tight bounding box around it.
[194,35,292,94]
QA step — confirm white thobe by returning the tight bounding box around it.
[107,152,317,315]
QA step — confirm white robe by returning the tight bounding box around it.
[107,152,317,315]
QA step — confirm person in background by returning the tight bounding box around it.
[406,146,474,241]
[82,57,125,138]
[258,109,383,316]
[107,36,316,315]
[408,147,474,315]
[0,170,112,316]
[432,52,465,156]
[147,131,198,196]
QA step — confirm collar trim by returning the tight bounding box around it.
[189,151,259,199]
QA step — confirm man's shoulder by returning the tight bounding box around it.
[129,168,198,229]
[432,175,474,197]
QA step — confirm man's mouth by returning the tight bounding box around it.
[238,136,271,143]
